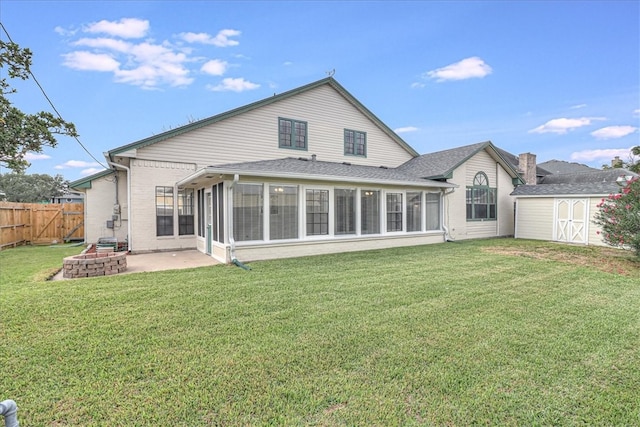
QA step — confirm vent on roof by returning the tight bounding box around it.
[298,157,308,161]
[342,162,351,166]
[379,165,388,169]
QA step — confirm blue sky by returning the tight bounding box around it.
[2,0,639,180]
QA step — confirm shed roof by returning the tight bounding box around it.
[511,169,638,196]
[178,156,455,189]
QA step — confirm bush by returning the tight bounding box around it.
[594,176,640,257]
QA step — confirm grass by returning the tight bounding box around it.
[1,239,639,426]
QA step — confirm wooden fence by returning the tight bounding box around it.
[0,202,84,249]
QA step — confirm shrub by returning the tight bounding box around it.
[594,176,640,257]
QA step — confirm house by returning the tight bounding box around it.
[511,156,639,245]
[71,77,525,263]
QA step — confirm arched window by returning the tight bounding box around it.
[466,172,497,221]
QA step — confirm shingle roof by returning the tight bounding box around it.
[192,157,455,188]
[397,141,489,179]
[494,148,551,177]
[538,159,598,175]
[511,169,638,196]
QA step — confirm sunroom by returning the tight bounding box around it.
[176,158,456,264]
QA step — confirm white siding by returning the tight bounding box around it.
[82,171,128,244]
[136,85,414,168]
[514,198,554,241]
[129,159,197,252]
[236,233,445,262]
[447,149,515,240]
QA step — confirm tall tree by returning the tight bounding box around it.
[0,173,69,202]
[0,40,78,172]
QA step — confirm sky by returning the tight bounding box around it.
[1,0,639,180]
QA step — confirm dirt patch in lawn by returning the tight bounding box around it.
[483,244,640,276]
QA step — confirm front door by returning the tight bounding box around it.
[554,199,588,244]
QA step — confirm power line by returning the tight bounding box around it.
[0,21,108,170]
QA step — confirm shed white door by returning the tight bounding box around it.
[554,199,588,244]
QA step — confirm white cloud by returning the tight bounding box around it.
[201,59,228,76]
[62,51,120,72]
[24,153,51,161]
[84,18,149,39]
[81,168,105,176]
[591,125,638,140]
[570,104,587,109]
[411,82,425,89]
[529,117,606,134]
[424,56,492,82]
[55,160,101,169]
[179,29,241,47]
[394,126,419,133]
[570,148,634,162]
[634,109,640,117]
[283,61,293,66]
[73,37,131,53]
[207,77,260,92]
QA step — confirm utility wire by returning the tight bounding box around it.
[1,21,109,170]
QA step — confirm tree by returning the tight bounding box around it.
[1,40,78,172]
[593,176,640,257]
[0,172,69,203]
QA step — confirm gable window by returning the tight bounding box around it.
[386,193,403,232]
[426,192,441,230]
[466,172,497,220]
[306,189,329,236]
[156,186,174,236]
[270,185,298,240]
[233,183,263,241]
[361,190,380,235]
[279,118,307,150]
[178,188,194,235]
[335,188,356,235]
[406,192,422,232]
[344,129,366,156]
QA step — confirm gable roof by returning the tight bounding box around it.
[178,156,455,189]
[108,77,418,159]
[494,148,551,177]
[69,169,114,189]
[397,141,524,183]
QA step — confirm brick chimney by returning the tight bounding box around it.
[518,152,537,185]
[611,156,623,168]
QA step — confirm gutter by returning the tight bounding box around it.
[442,187,456,242]
[0,399,19,427]
[108,161,132,252]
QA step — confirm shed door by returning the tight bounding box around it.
[554,199,588,244]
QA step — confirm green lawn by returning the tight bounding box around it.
[1,240,639,426]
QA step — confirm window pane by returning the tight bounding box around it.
[344,130,354,154]
[406,192,422,232]
[361,190,380,234]
[156,186,173,236]
[294,122,306,148]
[279,119,292,147]
[233,183,263,241]
[386,193,403,232]
[335,188,356,235]
[270,185,298,240]
[306,189,329,235]
[178,188,194,235]
[426,193,440,230]
[355,132,366,155]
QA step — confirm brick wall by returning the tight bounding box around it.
[63,252,127,279]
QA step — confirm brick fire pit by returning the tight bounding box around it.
[63,251,127,279]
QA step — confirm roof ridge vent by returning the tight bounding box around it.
[342,162,351,166]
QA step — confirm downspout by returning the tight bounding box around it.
[227,174,251,270]
[108,162,132,252]
[442,187,456,242]
[0,399,19,427]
